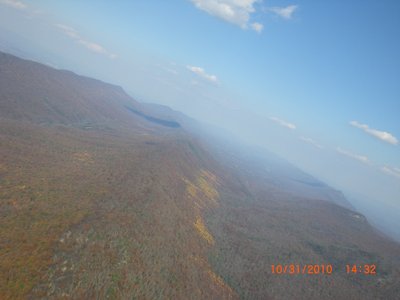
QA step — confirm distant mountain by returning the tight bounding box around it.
[198,129,354,210]
[141,104,354,210]
[0,52,183,133]
[1,52,399,299]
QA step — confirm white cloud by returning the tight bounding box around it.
[187,65,218,83]
[250,22,263,33]
[56,24,79,39]
[56,24,117,59]
[336,147,370,164]
[0,0,27,9]
[381,166,400,179]
[191,0,263,32]
[269,116,296,130]
[299,136,323,149]
[78,40,108,55]
[268,5,298,19]
[350,121,398,145]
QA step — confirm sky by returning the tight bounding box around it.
[0,0,399,238]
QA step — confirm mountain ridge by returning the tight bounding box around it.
[1,51,399,299]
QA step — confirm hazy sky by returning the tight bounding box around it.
[1,1,399,236]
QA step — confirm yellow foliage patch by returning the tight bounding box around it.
[186,181,198,199]
[207,269,234,293]
[190,255,235,296]
[184,169,219,208]
[183,170,220,245]
[194,215,214,245]
[197,176,218,205]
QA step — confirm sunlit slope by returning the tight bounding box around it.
[0,119,237,299]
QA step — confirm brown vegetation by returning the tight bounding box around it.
[1,52,399,299]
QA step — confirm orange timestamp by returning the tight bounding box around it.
[271,264,333,275]
[271,264,377,275]
[345,264,376,275]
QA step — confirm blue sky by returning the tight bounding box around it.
[0,0,399,237]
